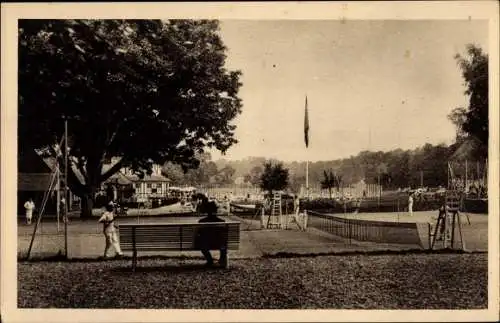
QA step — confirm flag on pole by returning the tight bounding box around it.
[304,96,309,148]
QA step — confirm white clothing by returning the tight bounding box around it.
[98,211,122,257]
[24,201,35,223]
[98,211,117,233]
[24,200,35,213]
[104,230,122,257]
[294,198,300,215]
[408,196,414,216]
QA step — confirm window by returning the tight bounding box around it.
[152,188,157,194]
[147,183,151,189]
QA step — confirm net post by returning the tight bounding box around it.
[427,222,431,250]
[303,210,308,231]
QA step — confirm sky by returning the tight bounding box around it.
[209,20,488,162]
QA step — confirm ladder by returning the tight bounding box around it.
[430,190,466,250]
[267,192,282,229]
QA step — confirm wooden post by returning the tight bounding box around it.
[132,227,137,272]
[457,211,466,250]
[465,160,468,194]
[447,162,450,189]
[451,211,456,248]
[427,222,431,250]
[260,207,265,229]
[64,119,69,259]
[56,168,60,232]
[442,209,448,249]
[377,172,381,210]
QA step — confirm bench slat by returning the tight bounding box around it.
[118,222,241,253]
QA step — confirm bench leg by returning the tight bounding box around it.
[220,248,228,268]
[132,250,137,272]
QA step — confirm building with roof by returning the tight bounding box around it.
[102,161,170,203]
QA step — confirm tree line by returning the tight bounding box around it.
[171,140,485,193]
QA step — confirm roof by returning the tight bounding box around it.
[105,172,133,185]
[101,161,170,183]
[125,174,170,182]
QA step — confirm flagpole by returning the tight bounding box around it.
[306,160,309,199]
[304,94,310,199]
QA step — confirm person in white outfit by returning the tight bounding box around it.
[24,198,35,225]
[408,192,414,216]
[98,204,123,258]
[290,195,305,230]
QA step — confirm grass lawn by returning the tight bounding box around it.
[18,253,487,309]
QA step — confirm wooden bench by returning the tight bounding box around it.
[118,222,241,271]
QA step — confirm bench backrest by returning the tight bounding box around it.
[118,222,240,251]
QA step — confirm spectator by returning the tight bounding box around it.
[24,198,35,225]
[197,199,227,267]
[408,192,414,216]
[293,195,300,215]
[98,204,123,258]
[223,195,231,215]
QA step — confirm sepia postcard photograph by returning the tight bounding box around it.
[1,1,499,323]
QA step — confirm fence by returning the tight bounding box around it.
[197,185,264,201]
[306,210,424,247]
[301,184,382,199]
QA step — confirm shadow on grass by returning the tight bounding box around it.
[111,263,232,274]
[263,248,485,259]
[19,254,232,263]
[18,248,486,263]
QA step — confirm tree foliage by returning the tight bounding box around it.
[259,162,289,194]
[19,19,243,216]
[244,166,263,186]
[161,152,233,186]
[448,44,488,158]
[320,170,338,198]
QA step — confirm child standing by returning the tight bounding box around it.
[408,192,414,216]
[24,198,35,225]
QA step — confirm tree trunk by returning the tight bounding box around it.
[80,193,94,218]
[329,188,332,199]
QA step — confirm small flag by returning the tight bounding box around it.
[304,96,309,148]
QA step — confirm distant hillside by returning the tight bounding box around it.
[211,142,487,191]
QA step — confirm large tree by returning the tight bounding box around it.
[19,20,243,217]
[259,162,289,194]
[448,44,488,158]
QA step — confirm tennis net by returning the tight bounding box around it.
[306,210,425,247]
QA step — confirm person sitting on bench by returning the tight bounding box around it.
[198,198,227,267]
